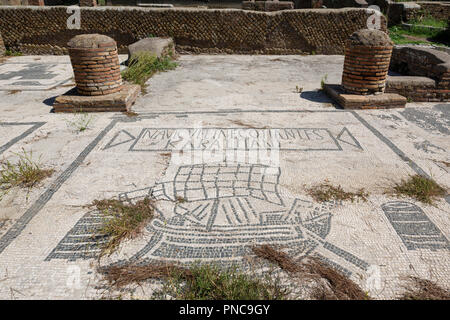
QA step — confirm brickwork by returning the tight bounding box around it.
[242,1,294,11]
[79,0,97,6]
[342,30,393,95]
[68,34,122,96]
[28,0,44,5]
[0,33,5,56]
[0,7,386,55]
[411,2,450,22]
[387,46,450,102]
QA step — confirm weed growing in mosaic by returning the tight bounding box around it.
[176,196,186,203]
[307,182,368,203]
[122,53,178,89]
[320,74,328,90]
[399,276,450,300]
[101,262,287,300]
[161,263,287,300]
[65,112,94,132]
[392,174,446,204]
[92,198,155,256]
[122,111,139,117]
[0,149,54,199]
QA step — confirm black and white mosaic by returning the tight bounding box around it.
[47,163,369,273]
[103,127,363,152]
[0,63,72,90]
[381,201,449,251]
[0,122,45,156]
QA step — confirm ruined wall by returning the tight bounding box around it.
[388,46,450,102]
[0,6,386,55]
[0,0,29,5]
[242,1,294,12]
[412,2,450,21]
[0,32,5,56]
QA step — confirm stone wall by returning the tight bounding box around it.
[0,6,386,55]
[0,0,28,4]
[0,32,5,56]
[242,1,294,12]
[387,46,450,102]
[79,0,97,6]
[385,1,449,26]
[411,2,450,21]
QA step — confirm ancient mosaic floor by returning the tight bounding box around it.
[0,55,448,299]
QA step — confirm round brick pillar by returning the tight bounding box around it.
[342,29,393,95]
[68,34,122,96]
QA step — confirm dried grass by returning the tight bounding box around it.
[400,276,450,300]
[252,244,370,300]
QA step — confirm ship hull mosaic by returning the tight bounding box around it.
[47,163,369,273]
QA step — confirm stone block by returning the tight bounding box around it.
[128,37,175,61]
[324,84,407,109]
[52,84,140,113]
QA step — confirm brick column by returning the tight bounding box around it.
[79,0,97,6]
[342,29,393,95]
[68,34,122,96]
[28,0,45,5]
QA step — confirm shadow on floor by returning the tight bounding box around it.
[300,90,333,103]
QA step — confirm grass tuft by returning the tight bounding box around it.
[65,112,94,132]
[122,53,178,89]
[388,25,449,47]
[307,182,368,203]
[169,263,286,300]
[399,276,450,300]
[5,50,22,56]
[122,111,139,117]
[101,262,287,300]
[0,149,54,199]
[92,198,155,256]
[392,174,446,204]
[320,74,328,90]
